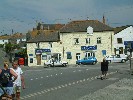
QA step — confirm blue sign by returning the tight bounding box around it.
[35,49,51,54]
[81,45,97,50]
[29,54,33,56]
[124,41,133,49]
[102,50,106,55]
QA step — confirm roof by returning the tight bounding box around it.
[27,31,60,43]
[37,23,65,30]
[0,35,11,39]
[60,20,113,33]
[43,24,65,30]
[114,25,133,34]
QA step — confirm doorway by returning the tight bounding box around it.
[85,52,95,58]
[36,54,41,65]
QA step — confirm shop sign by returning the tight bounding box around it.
[81,45,97,50]
[35,49,51,54]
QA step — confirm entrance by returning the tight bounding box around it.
[52,53,61,61]
[36,54,41,65]
[85,52,95,58]
[76,53,80,60]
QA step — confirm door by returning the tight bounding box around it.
[36,54,41,65]
[76,53,80,60]
[85,52,95,58]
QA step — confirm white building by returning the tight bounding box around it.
[114,25,133,57]
[0,35,10,46]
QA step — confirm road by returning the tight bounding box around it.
[20,62,131,100]
[0,49,132,100]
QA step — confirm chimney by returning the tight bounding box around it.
[103,15,105,24]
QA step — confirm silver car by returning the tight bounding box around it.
[44,59,68,67]
[105,55,126,63]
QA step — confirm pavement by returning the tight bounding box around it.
[78,72,133,100]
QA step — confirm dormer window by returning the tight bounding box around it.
[87,26,93,35]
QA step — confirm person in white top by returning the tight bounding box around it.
[11,61,25,100]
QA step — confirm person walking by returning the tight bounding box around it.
[101,58,109,80]
[0,61,18,100]
[11,61,25,100]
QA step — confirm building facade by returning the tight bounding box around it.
[27,20,114,67]
[114,25,133,56]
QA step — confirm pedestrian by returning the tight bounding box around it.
[0,61,18,100]
[11,61,25,100]
[101,58,108,80]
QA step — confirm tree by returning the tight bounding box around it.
[5,42,13,53]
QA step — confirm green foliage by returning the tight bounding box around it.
[5,42,13,53]
[4,42,20,53]
[18,48,27,57]
[0,44,4,48]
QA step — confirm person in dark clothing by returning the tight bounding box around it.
[101,58,108,80]
[0,61,18,99]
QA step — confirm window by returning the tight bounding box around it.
[49,42,52,48]
[67,52,72,59]
[74,38,79,44]
[76,53,80,60]
[102,50,106,56]
[119,47,123,54]
[85,38,90,44]
[117,38,123,44]
[85,52,95,57]
[36,42,40,48]
[97,37,101,44]
[87,26,93,35]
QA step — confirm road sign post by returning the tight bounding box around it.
[125,42,133,75]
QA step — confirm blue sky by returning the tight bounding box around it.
[0,0,133,35]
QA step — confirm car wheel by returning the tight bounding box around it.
[121,59,125,63]
[78,62,82,65]
[63,64,66,67]
[47,64,51,67]
[92,62,96,65]
[109,60,111,63]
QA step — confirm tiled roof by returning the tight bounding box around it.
[0,35,11,39]
[43,24,64,30]
[27,31,60,43]
[60,20,113,33]
[37,23,65,30]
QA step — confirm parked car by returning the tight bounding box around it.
[76,56,97,65]
[105,55,127,63]
[44,59,68,67]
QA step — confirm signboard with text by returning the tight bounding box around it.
[35,49,51,54]
[81,45,97,51]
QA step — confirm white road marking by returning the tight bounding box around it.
[73,71,76,72]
